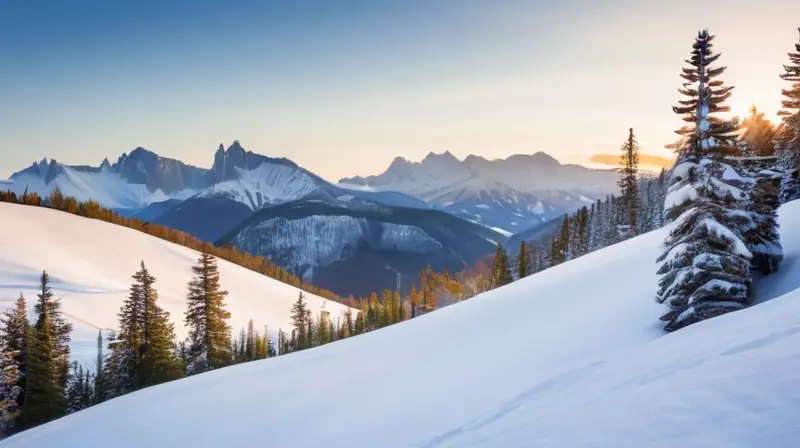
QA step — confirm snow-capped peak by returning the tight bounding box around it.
[198,161,319,210]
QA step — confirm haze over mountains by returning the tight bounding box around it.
[1,142,619,296]
[340,150,619,233]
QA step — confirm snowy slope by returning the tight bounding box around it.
[0,203,352,368]
[4,201,800,447]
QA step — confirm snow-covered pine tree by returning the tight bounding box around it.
[0,347,22,433]
[0,295,28,417]
[745,166,783,273]
[735,108,784,274]
[0,298,26,435]
[777,27,800,202]
[185,253,232,375]
[618,128,640,237]
[656,29,753,332]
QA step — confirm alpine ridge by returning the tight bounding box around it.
[339,151,620,233]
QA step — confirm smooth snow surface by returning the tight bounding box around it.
[0,203,351,368]
[4,201,800,447]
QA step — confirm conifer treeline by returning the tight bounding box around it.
[479,168,668,294]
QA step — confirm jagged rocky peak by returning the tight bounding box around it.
[423,150,460,163]
[99,158,112,171]
[36,157,50,176]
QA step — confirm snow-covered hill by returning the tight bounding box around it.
[339,151,617,232]
[0,203,352,368]
[5,195,799,446]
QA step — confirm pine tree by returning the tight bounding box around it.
[17,326,62,430]
[0,295,28,413]
[290,293,309,350]
[245,320,256,361]
[778,27,800,202]
[0,342,22,433]
[550,215,571,266]
[93,330,106,404]
[656,29,752,332]
[517,241,530,279]
[341,309,353,339]
[65,362,92,415]
[741,105,777,156]
[739,162,783,274]
[318,312,331,346]
[306,312,315,347]
[265,327,276,358]
[490,244,513,288]
[106,262,183,395]
[185,253,232,375]
[33,271,72,393]
[618,128,640,236]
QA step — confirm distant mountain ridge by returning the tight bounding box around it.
[339,150,620,233]
[2,142,500,296]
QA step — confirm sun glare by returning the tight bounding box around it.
[727,95,784,125]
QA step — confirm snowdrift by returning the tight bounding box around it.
[0,203,351,367]
[3,201,800,447]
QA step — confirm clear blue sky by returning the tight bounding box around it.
[1,0,798,181]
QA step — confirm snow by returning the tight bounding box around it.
[475,204,490,210]
[4,201,800,447]
[722,164,754,183]
[700,218,753,258]
[664,183,698,209]
[488,226,514,238]
[337,153,618,231]
[197,163,318,210]
[0,203,353,368]
[670,161,698,181]
[231,216,443,279]
[710,177,744,200]
[4,167,194,209]
[528,201,545,214]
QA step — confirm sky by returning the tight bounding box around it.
[1,0,799,182]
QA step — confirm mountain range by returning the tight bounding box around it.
[340,150,619,233]
[2,142,619,296]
